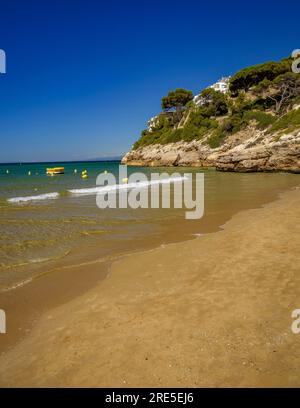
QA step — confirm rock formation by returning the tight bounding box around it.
[122,127,300,173]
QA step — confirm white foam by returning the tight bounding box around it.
[69,176,189,196]
[1,277,33,292]
[7,192,60,203]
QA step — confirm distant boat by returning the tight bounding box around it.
[46,167,65,175]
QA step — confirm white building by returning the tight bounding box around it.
[209,76,230,94]
[147,76,231,129]
[193,94,205,107]
[147,115,160,132]
[193,76,231,107]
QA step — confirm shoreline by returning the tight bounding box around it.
[1,175,298,355]
[0,185,299,387]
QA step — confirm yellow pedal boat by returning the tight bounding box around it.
[46,167,65,175]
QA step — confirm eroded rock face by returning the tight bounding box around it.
[215,132,300,173]
[121,129,300,173]
[121,141,216,168]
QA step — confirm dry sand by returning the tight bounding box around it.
[0,187,300,387]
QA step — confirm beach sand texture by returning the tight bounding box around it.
[0,187,299,387]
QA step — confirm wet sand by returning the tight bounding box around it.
[0,186,299,387]
[3,172,298,357]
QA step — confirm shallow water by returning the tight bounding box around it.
[0,161,299,291]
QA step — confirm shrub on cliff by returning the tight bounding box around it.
[243,111,276,129]
[207,114,246,148]
[207,128,225,148]
[269,108,300,134]
[179,114,218,142]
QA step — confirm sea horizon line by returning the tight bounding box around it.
[0,158,123,166]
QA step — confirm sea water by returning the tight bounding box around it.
[0,161,298,291]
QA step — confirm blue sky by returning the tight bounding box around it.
[0,0,299,162]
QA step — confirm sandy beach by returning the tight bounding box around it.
[0,186,300,387]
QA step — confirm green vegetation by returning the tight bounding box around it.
[207,113,246,148]
[161,88,193,122]
[199,88,228,116]
[268,108,300,134]
[253,72,300,114]
[133,56,300,150]
[229,58,291,94]
[134,109,218,148]
[243,111,276,129]
[207,128,226,148]
[161,88,193,111]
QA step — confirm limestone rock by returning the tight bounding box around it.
[121,128,300,173]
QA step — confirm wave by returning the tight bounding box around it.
[7,192,60,203]
[6,176,189,202]
[68,175,188,196]
[1,277,34,292]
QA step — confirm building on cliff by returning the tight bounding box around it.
[147,112,175,132]
[148,77,231,130]
[194,76,231,107]
[147,115,160,132]
[209,76,230,93]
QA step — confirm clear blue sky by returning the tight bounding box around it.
[0,0,299,162]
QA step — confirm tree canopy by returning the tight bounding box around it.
[161,88,193,112]
[199,88,228,116]
[268,72,300,114]
[229,59,291,94]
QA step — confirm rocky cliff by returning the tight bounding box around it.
[122,55,300,173]
[122,125,300,173]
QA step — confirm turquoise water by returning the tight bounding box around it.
[0,161,122,202]
[0,161,299,292]
[0,160,188,290]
